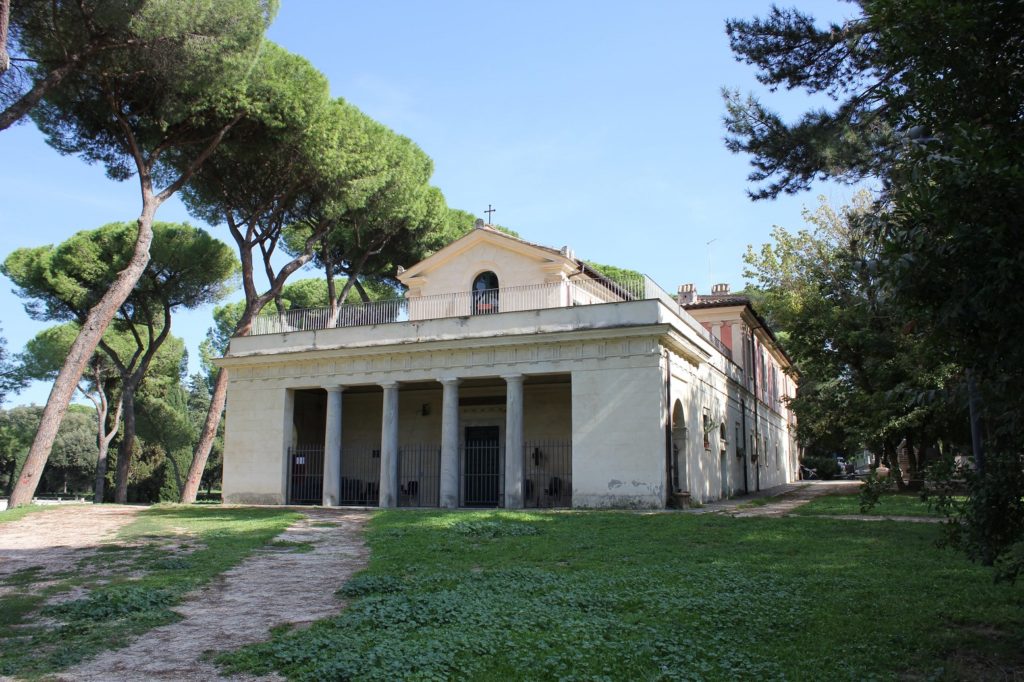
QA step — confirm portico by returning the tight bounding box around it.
[284,373,571,509]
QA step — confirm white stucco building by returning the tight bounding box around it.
[219,224,798,509]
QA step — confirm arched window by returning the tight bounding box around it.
[472,271,499,314]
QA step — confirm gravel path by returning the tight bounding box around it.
[0,505,144,582]
[57,508,370,682]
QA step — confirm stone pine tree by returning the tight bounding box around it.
[5,0,274,509]
[279,123,451,324]
[176,48,381,503]
[2,1,156,131]
[4,222,238,503]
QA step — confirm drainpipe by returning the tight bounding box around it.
[750,326,760,492]
[663,349,673,507]
[740,397,749,495]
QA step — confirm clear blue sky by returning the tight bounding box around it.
[0,0,861,407]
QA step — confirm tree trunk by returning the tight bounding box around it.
[114,385,137,504]
[180,309,256,504]
[8,201,157,509]
[0,0,10,76]
[180,367,228,503]
[94,430,110,503]
[94,391,122,504]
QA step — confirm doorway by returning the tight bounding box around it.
[462,425,501,506]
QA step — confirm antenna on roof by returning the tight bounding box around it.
[706,238,717,292]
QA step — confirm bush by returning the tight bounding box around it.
[858,471,894,513]
[801,455,840,480]
[929,451,1024,581]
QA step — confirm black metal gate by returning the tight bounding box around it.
[339,446,380,506]
[461,426,503,507]
[398,444,441,507]
[523,440,572,508]
[288,445,324,505]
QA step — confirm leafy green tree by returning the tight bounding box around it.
[0,323,25,403]
[4,221,237,502]
[44,405,97,495]
[584,262,643,283]
[136,374,193,500]
[0,405,41,496]
[6,0,275,509]
[0,404,97,496]
[744,193,961,475]
[725,0,1024,570]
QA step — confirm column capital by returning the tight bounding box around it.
[379,380,399,390]
[437,376,462,387]
[324,385,346,394]
[502,373,525,384]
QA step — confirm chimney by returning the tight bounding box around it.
[677,283,697,305]
[560,245,575,260]
[711,283,731,297]
[474,218,485,229]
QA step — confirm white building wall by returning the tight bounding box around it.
[571,359,666,508]
[222,384,291,505]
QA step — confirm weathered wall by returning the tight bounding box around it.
[222,384,291,505]
[571,358,666,508]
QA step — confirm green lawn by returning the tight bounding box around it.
[0,505,300,678]
[794,491,941,517]
[220,510,1023,681]
[0,503,59,525]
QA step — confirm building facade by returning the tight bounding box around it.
[219,225,798,509]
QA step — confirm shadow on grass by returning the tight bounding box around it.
[0,505,300,678]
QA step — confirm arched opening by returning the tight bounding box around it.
[671,400,687,493]
[472,271,499,314]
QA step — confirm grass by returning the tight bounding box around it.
[0,503,61,525]
[794,491,941,517]
[219,510,1024,681]
[0,505,300,678]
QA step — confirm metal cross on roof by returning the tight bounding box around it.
[485,204,496,223]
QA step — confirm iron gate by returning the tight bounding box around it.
[398,444,441,507]
[523,440,572,508]
[339,446,380,506]
[288,445,324,505]
[460,426,503,507]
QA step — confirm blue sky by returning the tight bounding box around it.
[0,1,862,407]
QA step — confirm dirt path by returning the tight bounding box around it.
[58,508,370,682]
[0,505,143,581]
[800,513,942,523]
[728,480,860,517]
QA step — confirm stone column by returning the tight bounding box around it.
[439,377,461,509]
[379,381,400,508]
[503,374,525,509]
[322,386,344,506]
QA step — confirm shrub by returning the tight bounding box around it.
[801,455,839,480]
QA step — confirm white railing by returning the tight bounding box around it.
[248,274,732,361]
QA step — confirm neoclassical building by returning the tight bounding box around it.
[219,223,798,509]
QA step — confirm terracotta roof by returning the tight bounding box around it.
[683,295,751,309]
